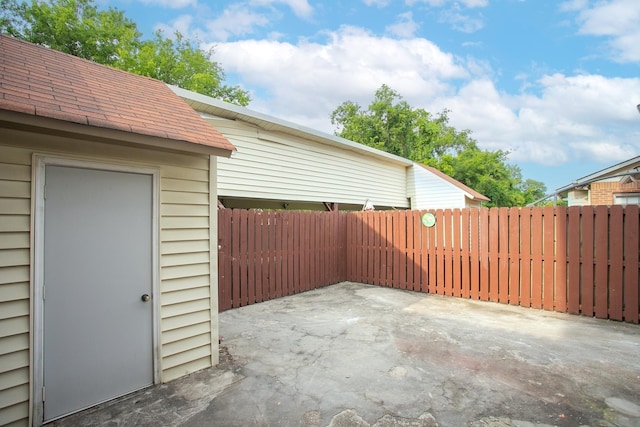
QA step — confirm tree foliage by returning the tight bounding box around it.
[116,31,250,105]
[1,0,250,105]
[331,85,547,207]
[331,85,473,162]
[2,0,139,65]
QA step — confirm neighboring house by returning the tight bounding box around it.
[409,164,490,209]
[172,86,489,211]
[0,36,234,426]
[556,156,640,206]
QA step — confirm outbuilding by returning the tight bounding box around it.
[409,164,490,209]
[172,87,488,211]
[0,36,234,426]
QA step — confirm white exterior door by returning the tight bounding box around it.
[41,165,154,422]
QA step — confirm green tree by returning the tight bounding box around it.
[2,0,140,66]
[117,31,250,106]
[1,0,250,105]
[441,149,523,207]
[331,85,474,161]
[331,84,546,207]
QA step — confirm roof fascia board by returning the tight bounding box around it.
[169,85,413,167]
[0,110,233,158]
[415,163,490,201]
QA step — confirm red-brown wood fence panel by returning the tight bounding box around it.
[218,210,346,311]
[219,206,639,324]
[346,206,640,324]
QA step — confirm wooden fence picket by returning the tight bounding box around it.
[555,207,568,313]
[217,206,640,324]
[543,206,555,311]
[624,205,639,323]
[452,209,462,298]
[470,209,480,300]
[479,209,490,301]
[594,205,609,319]
[609,206,624,320]
[581,207,595,317]
[498,208,509,304]
[461,209,471,299]
[530,208,543,309]
[508,207,520,306]
[567,207,580,314]
[218,208,232,311]
[520,208,531,308]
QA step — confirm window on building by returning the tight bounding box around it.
[614,193,640,206]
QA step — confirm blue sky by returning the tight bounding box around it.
[104,0,640,193]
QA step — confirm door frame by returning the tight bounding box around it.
[31,155,161,426]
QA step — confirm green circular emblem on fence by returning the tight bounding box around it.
[421,212,436,227]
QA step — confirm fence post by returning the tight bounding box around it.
[555,207,568,313]
[520,207,532,308]
[623,205,639,323]
[594,205,609,318]
[543,206,555,311]
[609,205,624,320]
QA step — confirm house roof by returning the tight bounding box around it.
[0,35,234,155]
[555,155,640,193]
[170,85,413,167]
[418,164,490,202]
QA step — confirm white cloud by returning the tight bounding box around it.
[203,4,270,41]
[385,12,419,38]
[139,0,196,8]
[568,0,640,62]
[159,1,313,42]
[559,0,587,12]
[435,74,640,165]
[250,0,313,18]
[363,0,392,7]
[210,26,468,128]
[213,26,640,165]
[154,15,195,38]
[458,0,488,7]
[205,26,639,170]
[406,0,487,8]
[407,1,485,33]
[438,8,484,33]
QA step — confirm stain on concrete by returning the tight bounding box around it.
[51,283,640,427]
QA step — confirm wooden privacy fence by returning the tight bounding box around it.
[218,206,640,323]
[347,206,639,323]
[217,209,346,311]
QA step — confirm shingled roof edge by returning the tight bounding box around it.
[0,35,235,155]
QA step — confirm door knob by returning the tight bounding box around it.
[141,294,151,302]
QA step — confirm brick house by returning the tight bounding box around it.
[556,156,640,206]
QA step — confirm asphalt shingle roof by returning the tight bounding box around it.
[0,35,234,153]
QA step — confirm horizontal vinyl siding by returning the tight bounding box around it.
[410,166,465,210]
[0,128,218,424]
[0,145,31,427]
[159,165,213,382]
[212,119,410,208]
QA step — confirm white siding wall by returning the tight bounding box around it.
[0,128,218,426]
[568,189,590,206]
[210,118,410,208]
[409,166,466,210]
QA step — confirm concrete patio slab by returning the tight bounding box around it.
[52,282,640,427]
